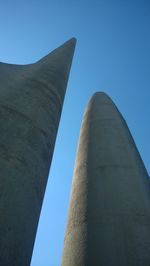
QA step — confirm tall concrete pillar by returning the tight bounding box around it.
[0,38,76,266]
[62,92,150,266]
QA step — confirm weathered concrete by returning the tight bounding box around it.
[62,92,150,266]
[0,38,76,266]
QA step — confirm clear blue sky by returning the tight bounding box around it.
[0,1,150,265]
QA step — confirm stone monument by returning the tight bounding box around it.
[0,38,76,266]
[62,92,150,266]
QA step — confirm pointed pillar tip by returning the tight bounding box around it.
[64,37,77,47]
[88,91,113,106]
[67,37,77,43]
[37,37,76,64]
[92,91,109,99]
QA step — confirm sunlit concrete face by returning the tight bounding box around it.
[0,38,76,266]
[62,92,150,266]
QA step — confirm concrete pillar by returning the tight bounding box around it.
[62,92,150,266]
[0,38,76,266]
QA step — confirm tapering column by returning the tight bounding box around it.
[0,38,76,266]
[62,92,150,266]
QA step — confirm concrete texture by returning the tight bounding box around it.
[62,92,150,266]
[0,38,76,266]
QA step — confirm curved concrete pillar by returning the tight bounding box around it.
[0,38,76,266]
[62,92,150,266]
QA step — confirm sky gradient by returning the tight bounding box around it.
[0,1,150,265]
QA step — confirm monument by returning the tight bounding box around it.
[62,92,150,266]
[0,38,76,265]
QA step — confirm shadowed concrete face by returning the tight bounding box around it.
[0,38,76,266]
[62,92,150,266]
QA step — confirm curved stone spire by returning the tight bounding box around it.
[62,92,150,266]
[0,38,76,266]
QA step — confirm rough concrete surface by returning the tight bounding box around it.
[0,38,76,266]
[62,92,150,266]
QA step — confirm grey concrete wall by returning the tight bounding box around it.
[0,38,76,266]
[62,92,150,266]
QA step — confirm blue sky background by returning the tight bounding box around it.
[0,1,150,265]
